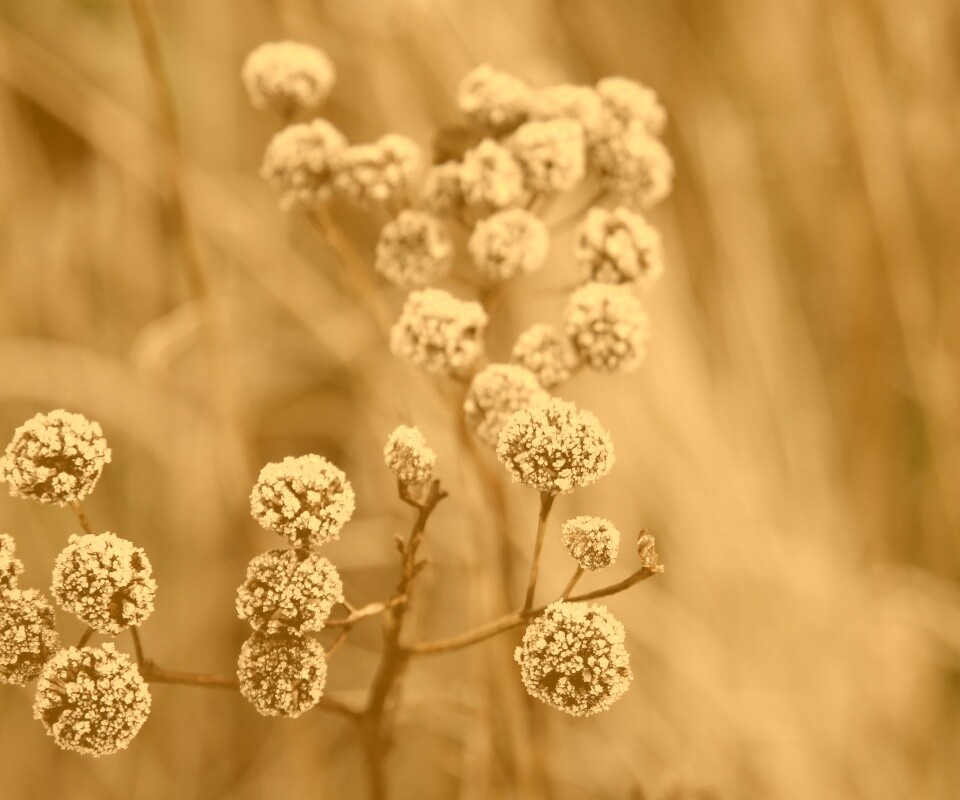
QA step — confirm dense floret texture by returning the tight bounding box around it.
[238,631,327,718]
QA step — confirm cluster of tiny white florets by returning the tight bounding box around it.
[464,365,549,447]
[375,210,453,288]
[515,601,632,717]
[242,41,336,116]
[419,161,464,217]
[508,119,586,194]
[333,134,421,209]
[0,533,24,589]
[510,324,580,390]
[383,425,436,486]
[530,84,606,145]
[596,76,666,137]
[0,409,111,506]
[0,588,59,685]
[237,631,327,718]
[561,516,621,571]
[576,206,664,287]
[459,139,528,216]
[565,283,651,373]
[594,124,673,209]
[457,63,533,132]
[250,455,356,549]
[33,644,151,756]
[468,208,550,282]
[261,119,347,209]
[496,398,615,494]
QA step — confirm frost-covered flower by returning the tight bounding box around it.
[333,134,420,208]
[383,426,436,486]
[242,41,336,115]
[594,123,674,209]
[238,631,327,718]
[34,643,151,756]
[390,289,488,377]
[261,120,347,209]
[460,139,527,216]
[419,161,464,217]
[51,532,157,635]
[468,208,549,282]
[496,398,615,494]
[464,365,549,447]
[0,410,111,506]
[565,283,651,372]
[596,76,666,137]
[236,549,343,634]
[561,516,620,570]
[515,601,632,716]
[375,210,452,288]
[0,588,59,685]
[508,119,586,193]
[530,84,605,144]
[575,206,664,287]
[457,64,533,132]
[250,455,355,549]
[0,533,23,590]
[510,324,580,390]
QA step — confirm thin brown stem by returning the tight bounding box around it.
[560,566,585,600]
[69,500,94,535]
[141,663,239,690]
[523,492,556,611]
[130,627,146,666]
[325,626,352,660]
[325,597,407,628]
[77,626,94,648]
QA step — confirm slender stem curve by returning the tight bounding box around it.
[523,492,556,611]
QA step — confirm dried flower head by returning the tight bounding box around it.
[464,365,550,447]
[594,123,674,209]
[383,426,436,486]
[236,549,343,634]
[242,41,335,115]
[497,398,615,494]
[375,210,453,288]
[510,324,580,390]
[637,531,662,572]
[261,119,347,209]
[33,643,151,756]
[457,64,533,132]
[0,533,24,589]
[419,161,464,217]
[561,516,620,570]
[0,588,59,685]
[460,139,527,216]
[596,76,666,137]
[576,206,664,287]
[0,409,111,506]
[514,601,632,716]
[51,532,157,635]
[390,289,489,377]
[530,84,606,144]
[508,119,586,194]
[333,134,420,208]
[565,283,651,373]
[468,208,549,282]
[250,455,356,549]
[238,631,327,718]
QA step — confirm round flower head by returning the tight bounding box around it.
[51,532,157,635]
[594,123,674,209]
[460,139,527,216]
[565,283,651,373]
[468,208,549,282]
[242,41,335,115]
[515,601,632,716]
[511,324,580,390]
[0,533,24,589]
[575,206,664,287]
[333,134,420,209]
[561,516,620,570]
[375,210,453,288]
[250,455,355,549]
[261,119,347,210]
[0,409,111,506]
[390,289,488,377]
[0,588,59,685]
[464,365,550,447]
[496,397,615,494]
[596,76,666,137]
[236,549,343,634]
[238,631,327,718]
[530,84,606,145]
[508,119,586,194]
[383,425,436,486]
[419,161,464,217]
[33,643,151,756]
[457,64,533,132]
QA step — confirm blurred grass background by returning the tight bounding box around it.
[1,0,959,798]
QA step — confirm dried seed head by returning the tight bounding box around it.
[238,631,327,718]
[375,210,453,288]
[457,64,534,132]
[0,410,111,506]
[383,426,436,486]
[496,398,615,494]
[565,283,651,373]
[419,161,465,217]
[0,588,60,685]
[0,533,24,590]
[594,123,674,209]
[508,119,586,194]
[460,139,528,216]
[33,643,151,756]
[250,455,355,549]
[596,76,666,137]
[464,365,550,447]
[510,324,580,390]
[530,84,606,144]
[468,208,550,282]
[637,531,662,572]
[514,601,632,716]
[261,120,347,209]
[576,206,664,287]
[242,41,335,115]
[333,134,421,209]
[561,516,620,570]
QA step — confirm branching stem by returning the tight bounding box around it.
[523,492,556,611]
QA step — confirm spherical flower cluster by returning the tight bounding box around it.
[0,409,111,506]
[460,139,527,216]
[596,76,666,136]
[261,120,347,209]
[510,324,580,390]
[575,206,664,287]
[238,631,327,718]
[561,516,620,570]
[457,64,533,132]
[0,588,59,685]
[530,84,605,144]
[496,398,615,494]
[375,210,452,288]
[242,41,335,115]
[594,124,674,209]
[250,455,356,549]
[514,601,632,716]
[33,644,151,756]
[419,161,464,217]
[383,425,436,486]
[464,365,549,447]
[333,134,420,208]
[565,283,651,373]
[0,533,23,589]
[508,119,586,193]
[236,549,343,634]
[390,289,489,377]
[51,532,157,635]
[468,208,549,282]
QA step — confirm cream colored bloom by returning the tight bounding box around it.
[594,123,674,209]
[510,324,580,390]
[261,120,347,209]
[383,426,436,486]
[457,64,533,131]
[530,84,606,144]
[333,134,420,208]
[0,533,23,590]
[464,365,549,447]
[596,76,666,137]
[508,119,586,193]
[375,210,452,288]
[238,631,327,718]
[419,161,465,217]
[468,208,549,282]
[460,139,527,216]
[575,206,664,287]
[0,588,59,685]
[565,283,651,372]
[242,41,335,115]
[561,516,620,570]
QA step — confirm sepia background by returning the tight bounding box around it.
[1,0,958,798]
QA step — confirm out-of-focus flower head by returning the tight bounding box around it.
[576,206,664,287]
[375,210,453,288]
[464,365,550,447]
[333,134,421,209]
[510,324,580,390]
[261,120,347,209]
[457,64,534,132]
[468,208,550,282]
[383,426,436,486]
[242,41,336,116]
[564,283,651,373]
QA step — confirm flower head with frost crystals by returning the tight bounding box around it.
[238,631,327,718]
[510,324,580,390]
[508,119,586,194]
[468,208,549,282]
[242,41,336,115]
[0,533,23,589]
[51,532,157,635]
[375,210,453,288]
[530,84,606,145]
[419,161,465,217]
[460,139,528,216]
[561,516,620,570]
[383,426,436,486]
[0,588,59,685]
[496,398,614,494]
[236,549,343,634]
[594,123,674,209]
[565,282,651,373]
[390,289,489,377]
[0,410,111,506]
[514,601,632,716]
[250,455,355,549]
[457,64,534,132]
[576,206,664,287]
[333,134,420,209]
[596,76,666,137]
[261,120,347,210]
[464,365,550,447]
[33,643,151,756]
